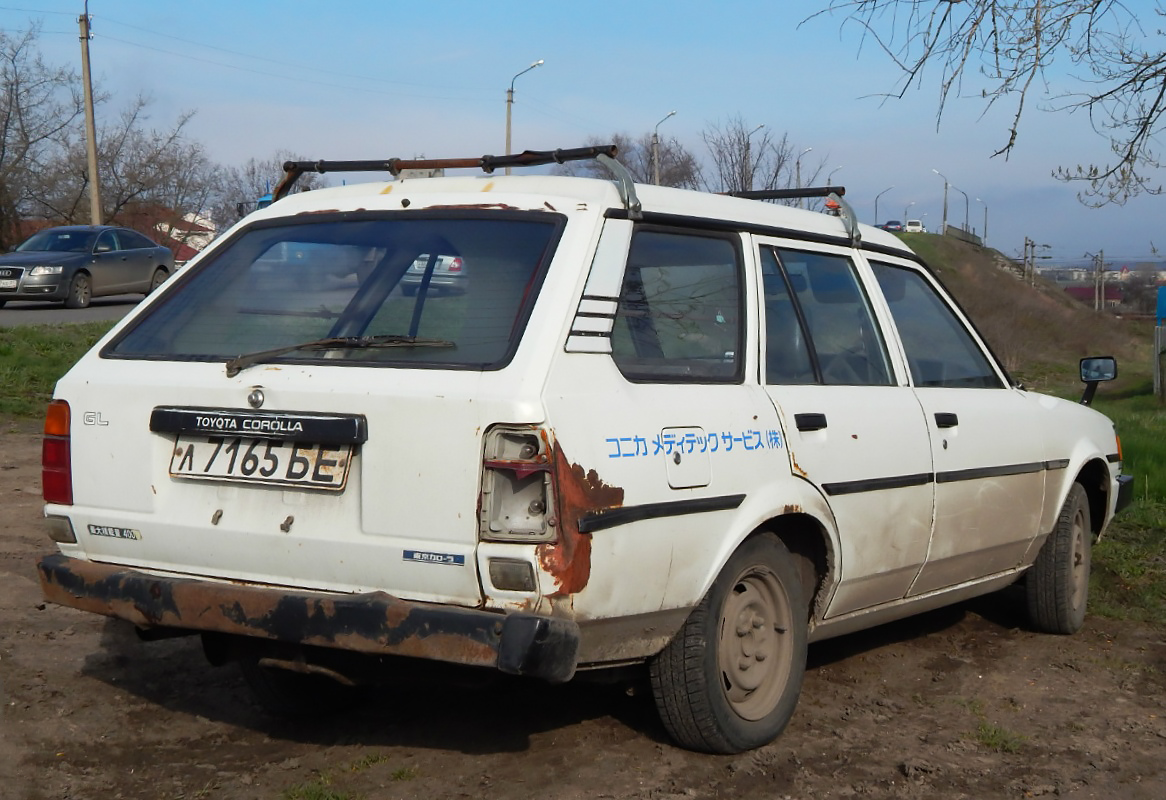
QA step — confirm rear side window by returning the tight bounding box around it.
[870,261,1003,388]
[106,212,562,370]
[610,229,743,382]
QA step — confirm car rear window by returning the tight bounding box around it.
[105,211,563,370]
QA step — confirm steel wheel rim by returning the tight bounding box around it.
[717,566,794,721]
[1070,505,1089,610]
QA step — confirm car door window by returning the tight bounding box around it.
[772,248,892,386]
[870,261,1003,388]
[760,248,815,384]
[611,229,743,382]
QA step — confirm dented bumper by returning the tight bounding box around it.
[37,553,579,683]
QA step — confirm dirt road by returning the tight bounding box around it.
[2,417,1164,800]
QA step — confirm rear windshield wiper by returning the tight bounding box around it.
[225,335,455,377]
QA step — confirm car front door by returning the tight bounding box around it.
[756,240,935,617]
[866,258,1047,594]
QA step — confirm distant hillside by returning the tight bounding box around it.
[901,233,1151,393]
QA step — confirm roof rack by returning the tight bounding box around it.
[723,186,861,247]
[270,144,642,218]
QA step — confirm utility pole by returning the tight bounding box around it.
[79,1,102,224]
[1093,250,1105,312]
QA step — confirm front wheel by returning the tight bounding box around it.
[1026,482,1092,634]
[649,534,808,753]
[64,272,91,309]
[147,267,168,294]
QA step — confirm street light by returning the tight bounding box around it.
[874,185,894,225]
[651,110,676,186]
[904,200,915,221]
[795,147,813,207]
[976,197,989,244]
[505,59,544,174]
[827,165,842,186]
[744,124,764,191]
[932,168,950,233]
[954,185,969,231]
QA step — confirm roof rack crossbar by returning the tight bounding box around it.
[271,145,620,201]
[723,185,845,200]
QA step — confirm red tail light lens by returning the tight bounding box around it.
[43,400,72,505]
[448,257,463,273]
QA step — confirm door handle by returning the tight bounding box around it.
[795,412,828,431]
[935,412,959,428]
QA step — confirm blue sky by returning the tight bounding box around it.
[5,0,1162,265]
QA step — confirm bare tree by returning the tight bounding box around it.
[211,150,326,232]
[0,24,84,248]
[815,1,1160,202]
[552,133,703,189]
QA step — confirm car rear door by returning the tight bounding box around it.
[755,238,935,617]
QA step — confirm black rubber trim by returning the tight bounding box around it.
[935,462,1045,483]
[1044,459,1071,470]
[1107,453,1121,463]
[1115,474,1134,515]
[577,494,746,533]
[822,473,933,497]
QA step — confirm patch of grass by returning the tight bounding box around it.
[0,321,114,416]
[281,774,360,800]
[388,766,419,782]
[348,753,389,772]
[975,720,1027,753]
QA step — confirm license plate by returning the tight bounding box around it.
[0,279,16,289]
[170,435,353,490]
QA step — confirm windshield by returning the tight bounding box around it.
[17,230,96,253]
[106,212,563,370]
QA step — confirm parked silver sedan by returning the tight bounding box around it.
[0,225,175,309]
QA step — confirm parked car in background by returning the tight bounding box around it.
[904,220,925,233]
[401,253,467,295]
[880,220,904,232]
[0,225,174,309]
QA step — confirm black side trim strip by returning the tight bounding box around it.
[1045,459,1070,470]
[935,462,1044,484]
[578,494,746,533]
[1107,453,1121,463]
[822,473,932,497]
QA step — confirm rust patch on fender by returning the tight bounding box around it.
[790,451,809,479]
[537,442,624,597]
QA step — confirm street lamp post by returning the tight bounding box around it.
[505,59,543,175]
[904,201,915,222]
[827,165,842,186]
[976,197,989,244]
[954,185,969,231]
[874,185,894,225]
[744,124,764,191]
[795,146,812,207]
[651,110,676,186]
[932,169,950,233]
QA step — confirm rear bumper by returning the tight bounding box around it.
[37,553,579,683]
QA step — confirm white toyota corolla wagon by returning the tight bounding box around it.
[38,146,1132,753]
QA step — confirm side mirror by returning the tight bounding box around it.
[1079,356,1117,406]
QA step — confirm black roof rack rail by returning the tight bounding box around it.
[723,185,861,247]
[722,185,844,200]
[271,145,620,202]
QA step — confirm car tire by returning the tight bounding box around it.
[148,267,168,294]
[239,657,364,718]
[64,272,91,309]
[1026,482,1091,634]
[0,299,7,309]
[649,534,807,754]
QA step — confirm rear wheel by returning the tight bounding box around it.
[0,299,7,309]
[1026,482,1092,634]
[147,267,168,294]
[649,534,807,753]
[64,272,91,309]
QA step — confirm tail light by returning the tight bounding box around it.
[447,257,463,273]
[480,426,555,543]
[43,399,72,505]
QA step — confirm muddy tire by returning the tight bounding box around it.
[64,272,91,309]
[148,267,168,294]
[649,534,807,754]
[1026,482,1092,634]
[239,658,363,718]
